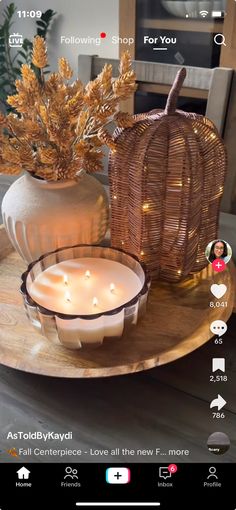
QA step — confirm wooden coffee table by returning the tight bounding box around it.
[0,225,235,378]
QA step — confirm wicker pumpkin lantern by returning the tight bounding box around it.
[108,68,227,282]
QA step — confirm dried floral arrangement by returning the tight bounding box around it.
[0,36,136,181]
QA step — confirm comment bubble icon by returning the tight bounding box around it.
[210,320,227,337]
[159,466,172,480]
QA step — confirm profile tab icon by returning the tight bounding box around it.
[207,466,218,480]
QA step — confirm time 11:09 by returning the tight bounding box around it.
[17,11,42,18]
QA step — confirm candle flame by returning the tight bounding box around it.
[85,270,91,279]
[110,283,115,293]
[64,274,68,286]
[65,290,71,303]
[93,297,98,307]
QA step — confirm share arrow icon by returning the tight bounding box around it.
[210,394,227,411]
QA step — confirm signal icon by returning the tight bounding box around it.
[200,10,209,17]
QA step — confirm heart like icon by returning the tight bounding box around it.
[210,284,227,299]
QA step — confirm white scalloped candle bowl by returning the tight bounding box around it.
[20,245,151,350]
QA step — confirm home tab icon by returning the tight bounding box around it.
[17,466,30,480]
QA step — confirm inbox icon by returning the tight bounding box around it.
[159,464,177,479]
[106,467,131,484]
[159,467,172,480]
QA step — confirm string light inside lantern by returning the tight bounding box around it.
[65,290,71,302]
[110,283,115,293]
[93,297,98,307]
[64,274,68,286]
[85,270,91,279]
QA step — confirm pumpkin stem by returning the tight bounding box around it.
[165,67,187,115]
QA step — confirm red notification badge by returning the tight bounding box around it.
[168,464,178,474]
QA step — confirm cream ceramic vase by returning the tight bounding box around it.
[1,171,109,263]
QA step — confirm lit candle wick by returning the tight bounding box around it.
[64,274,68,286]
[110,283,115,293]
[65,291,71,303]
[93,297,98,307]
[85,270,91,279]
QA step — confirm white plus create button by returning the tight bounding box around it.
[106,467,131,484]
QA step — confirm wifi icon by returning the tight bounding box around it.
[200,10,209,17]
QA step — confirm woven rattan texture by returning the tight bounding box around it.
[109,109,227,282]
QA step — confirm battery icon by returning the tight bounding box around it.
[212,11,225,17]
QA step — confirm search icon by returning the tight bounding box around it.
[214,33,226,46]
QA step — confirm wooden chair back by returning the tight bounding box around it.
[78,55,233,135]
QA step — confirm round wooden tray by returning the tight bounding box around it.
[0,226,235,378]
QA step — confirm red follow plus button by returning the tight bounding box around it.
[212,259,226,272]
